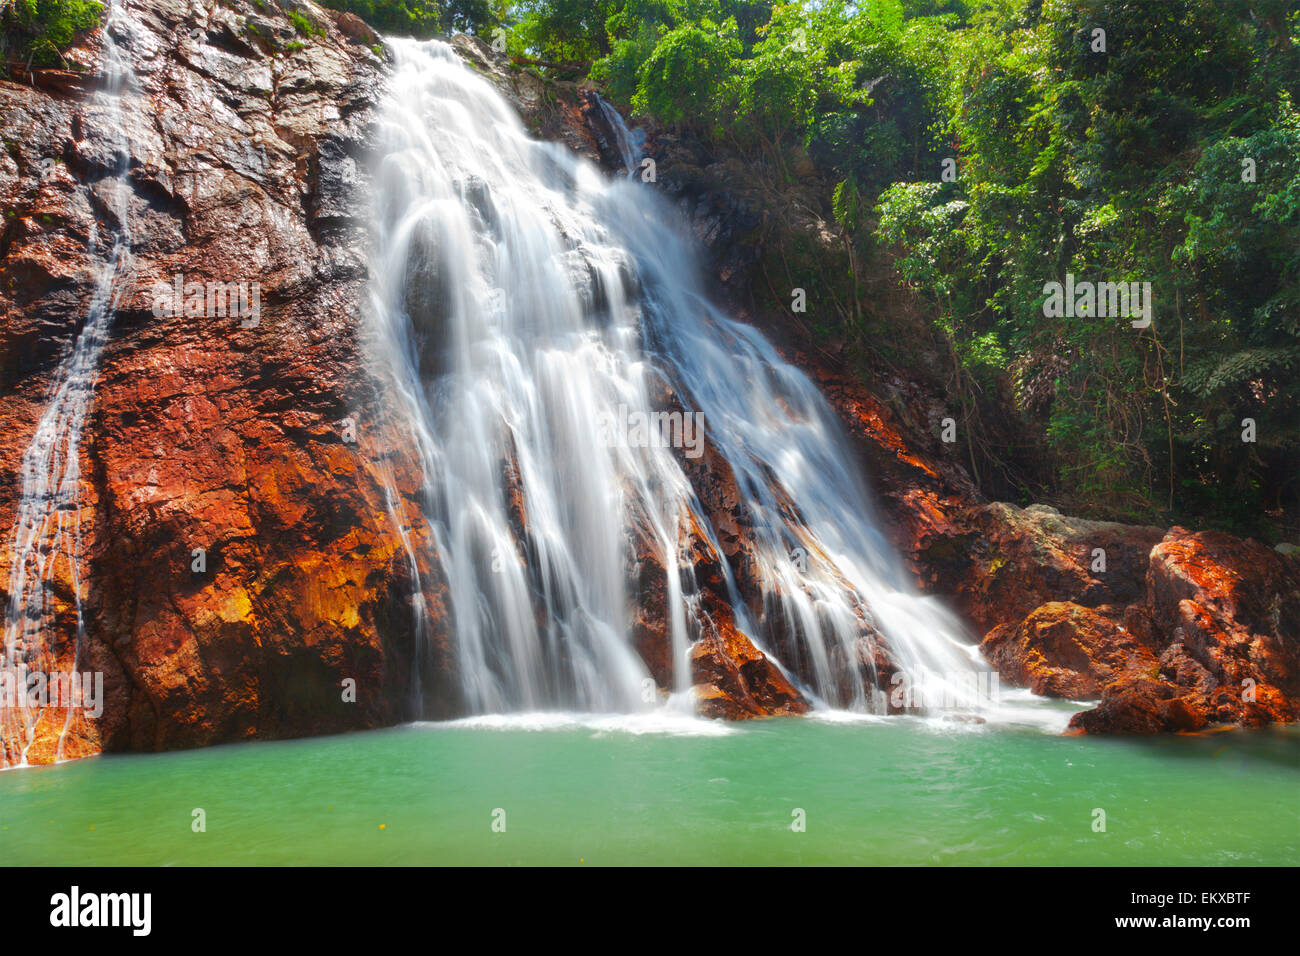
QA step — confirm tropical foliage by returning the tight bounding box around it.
[0,0,103,68]
[316,0,498,37]
[470,0,1298,534]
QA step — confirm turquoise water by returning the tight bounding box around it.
[1,714,1296,865]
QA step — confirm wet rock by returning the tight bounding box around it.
[622,424,808,718]
[578,89,626,172]
[1067,677,1208,734]
[1148,530,1299,723]
[1062,530,1299,734]
[625,501,807,716]
[0,0,453,766]
[909,502,1166,638]
[449,35,600,163]
[981,601,1158,699]
[691,606,808,720]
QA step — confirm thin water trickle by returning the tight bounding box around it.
[1,0,139,765]
[594,93,644,177]
[365,39,999,721]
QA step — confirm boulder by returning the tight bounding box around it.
[981,601,1158,699]
[690,607,808,720]
[333,11,379,47]
[1067,677,1209,734]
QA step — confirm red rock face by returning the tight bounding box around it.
[1066,677,1210,735]
[624,505,810,720]
[1,1,456,767]
[690,604,808,720]
[1068,530,1300,734]
[794,362,1300,734]
[627,382,810,718]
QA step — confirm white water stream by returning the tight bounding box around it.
[1,0,139,765]
[366,39,1003,722]
[2,26,1054,769]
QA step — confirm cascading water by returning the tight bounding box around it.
[367,38,999,722]
[1,0,139,765]
[593,93,645,178]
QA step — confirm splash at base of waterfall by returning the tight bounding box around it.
[424,690,1079,736]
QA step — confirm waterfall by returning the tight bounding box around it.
[593,93,644,178]
[367,38,993,720]
[1,0,138,765]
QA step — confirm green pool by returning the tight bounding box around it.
[1,711,1296,865]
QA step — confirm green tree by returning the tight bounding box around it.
[632,20,739,127]
[317,1,495,37]
[506,0,616,63]
[1,0,103,68]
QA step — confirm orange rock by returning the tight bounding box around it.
[0,1,451,766]
[1068,677,1209,734]
[690,607,808,720]
[981,602,1159,699]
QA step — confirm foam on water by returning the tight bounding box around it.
[420,710,739,737]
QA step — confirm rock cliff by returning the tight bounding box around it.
[1,1,453,765]
[1,6,1295,766]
